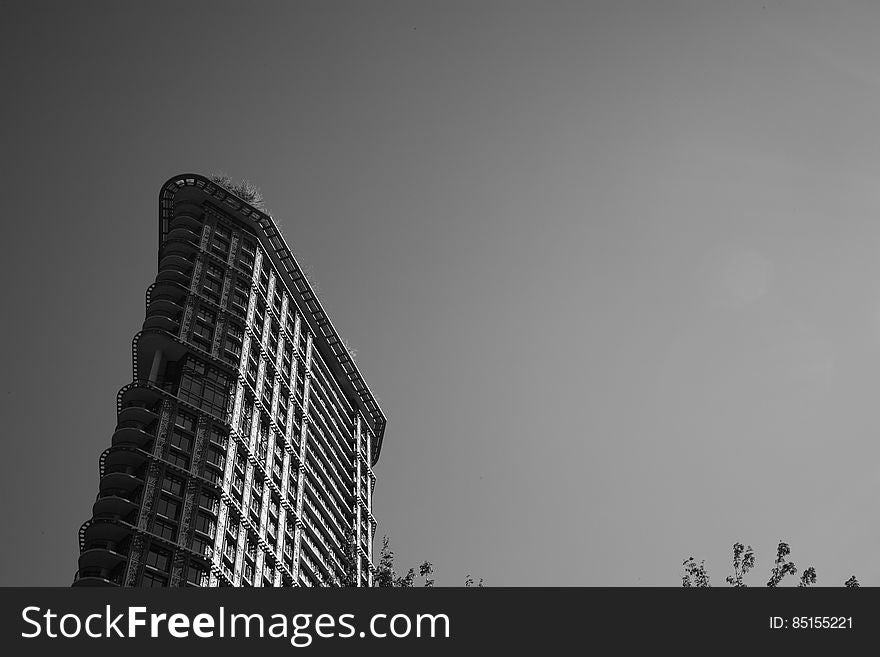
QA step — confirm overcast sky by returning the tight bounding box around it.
[4,0,880,586]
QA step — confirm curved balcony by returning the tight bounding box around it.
[161,237,199,263]
[146,297,185,321]
[111,424,155,448]
[146,279,188,309]
[92,492,139,519]
[98,470,143,496]
[116,403,159,427]
[100,445,148,479]
[118,383,163,415]
[73,566,125,586]
[79,518,131,553]
[165,225,201,245]
[159,250,195,270]
[78,542,129,571]
[168,211,203,233]
[72,569,124,587]
[155,256,193,286]
[142,310,181,334]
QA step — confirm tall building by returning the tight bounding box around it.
[74,174,386,588]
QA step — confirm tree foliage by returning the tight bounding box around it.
[332,526,360,588]
[209,173,266,211]
[767,541,799,588]
[725,542,755,587]
[683,540,857,587]
[682,557,711,587]
[464,574,484,588]
[375,536,435,587]
[798,566,817,588]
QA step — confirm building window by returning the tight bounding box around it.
[191,534,213,559]
[155,495,180,521]
[161,475,184,497]
[223,538,237,564]
[222,323,243,365]
[145,546,172,573]
[230,277,250,316]
[238,239,255,272]
[186,564,208,587]
[169,427,193,453]
[239,393,254,436]
[261,376,273,410]
[166,450,190,469]
[198,492,219,514]
[281,345,293,380]
[208,427,228,449]
[152,518,177,542]
[193,511,216,537]
[254,300,266,339]
[205,445,226,471]
[202,264,224,304]
[167,410,195,469]
[210,224,231,258]
[257,422,269,464]
[232,289,249,314]
[178,358,230,418]
[192,307,216,350]
[142,571,168,587]
[175,411,197,434]
[268,323,279,358]
[277,392,289,431]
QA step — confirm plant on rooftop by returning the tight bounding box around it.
[209,173,266,211]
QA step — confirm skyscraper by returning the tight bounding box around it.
[74,174,386,588]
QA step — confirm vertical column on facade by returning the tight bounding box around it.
[256,400,275,586]
[255,478,271,586]
[292,333,313,585]
[252,272,277,586]
[272,292,291,586]
[209,381,243,587]
[208,243,259,586]
[169,415,208,585]
[179,223,210,342]
[287,312,303,583]
[125,398,173,586]
[364,421,374,582]
[259,268,280,586]
[214,223,239,365]
[235,246,265,585]
[236,392,260,586]
[354,414,363,585]
[212,255,232,359]
[277,445,292,585]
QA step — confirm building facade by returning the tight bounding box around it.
[74,174,386,588]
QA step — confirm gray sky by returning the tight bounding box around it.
[3,0,880,586]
